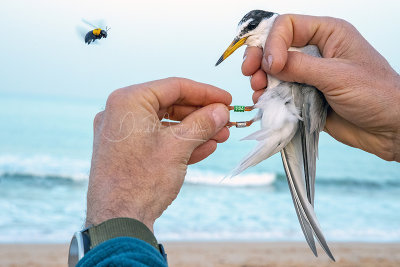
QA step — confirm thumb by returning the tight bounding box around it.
[168,103,229,151]
[262,50,346,92]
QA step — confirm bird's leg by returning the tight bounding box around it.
[226,105,255,128]
[226,120,254,128]
[227,105,254,112]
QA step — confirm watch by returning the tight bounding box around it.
[68,217,167,266]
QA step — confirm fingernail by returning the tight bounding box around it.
[243,54,247,62]
[212,105,229,128]
[267,55,273,70]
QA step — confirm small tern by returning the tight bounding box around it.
[216,10,334,260]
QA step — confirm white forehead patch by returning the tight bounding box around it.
[238,14,279,48]
[236,18,253,36]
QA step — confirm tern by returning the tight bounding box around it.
[216,10,334,260]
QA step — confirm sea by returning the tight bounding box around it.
[0,91,399,243]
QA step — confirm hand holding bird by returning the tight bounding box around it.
[216,10,332,260]
[244,14,400,162]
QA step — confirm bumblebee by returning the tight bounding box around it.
[85,27,109,44]
[77,19,110,45]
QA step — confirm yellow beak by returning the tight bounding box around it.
[215,36,248,66]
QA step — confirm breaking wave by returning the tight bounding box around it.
[0,154,398,188]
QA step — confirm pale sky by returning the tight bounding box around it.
[1,0,399,102]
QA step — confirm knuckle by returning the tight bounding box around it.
[335,18,352,28]
[276,14,290,26]
[165,76,181,82]
[326,17,355,33]
[106,88,126,109]
[165,76,186,87]
[164,77,190,92]
[93,112,104,128]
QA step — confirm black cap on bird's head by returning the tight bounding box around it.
[216,10,277,66]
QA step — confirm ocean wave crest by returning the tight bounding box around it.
[1,154,398,188]
[0,155,89,181]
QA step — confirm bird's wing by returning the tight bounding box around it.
[289,45,326,206]
[281,120,335,261]
[301,86,328,205]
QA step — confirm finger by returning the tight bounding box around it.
[158,105,200,121]
[252,90,265,103]
[250,69,268,91]
[325,110,394,161]
[164,123,230,142]
[242,46,263,76]
[161,110,231,143]
[187,140,217,164]
[169,103,229,151]
[262,14,342,74]
[140,77,232,111]
[212,126,230,143]
[262,15,292,74]
[270,50,348,91]
[324,109,361,148]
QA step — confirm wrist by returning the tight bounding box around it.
[69,217,167,267]
[86,211,155,233]
[86,218,158,249]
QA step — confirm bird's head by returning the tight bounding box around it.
[216,10,278,66]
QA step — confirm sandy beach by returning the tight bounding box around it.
[0,242,399,267]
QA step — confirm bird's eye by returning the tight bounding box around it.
[247,21,258,31]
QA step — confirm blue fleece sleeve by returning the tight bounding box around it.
[77,237,167,267]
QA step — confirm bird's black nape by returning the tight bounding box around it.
[239,10,275,25]
[238,10,275,35]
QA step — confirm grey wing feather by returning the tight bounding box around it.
[293,45,326,206]
[301,86,328,205]
[282,125,335,261]
[281,130,316,255]
[286,158,318,256]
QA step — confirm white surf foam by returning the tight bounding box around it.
[186,169,276,187]
[0,155,276,186]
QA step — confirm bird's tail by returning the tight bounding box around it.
[230,128,292,177]
[282,130,335,261]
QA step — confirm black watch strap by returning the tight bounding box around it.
[86,217,159,251]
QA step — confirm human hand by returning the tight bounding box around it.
[86,78,231,230]
[242,14,400,162]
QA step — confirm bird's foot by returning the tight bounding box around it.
[226,105,255,128]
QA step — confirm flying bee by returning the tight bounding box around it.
[77,19,110,45]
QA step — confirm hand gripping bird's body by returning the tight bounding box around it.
[216,10,334,260]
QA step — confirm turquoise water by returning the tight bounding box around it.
[0,91,399,243]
